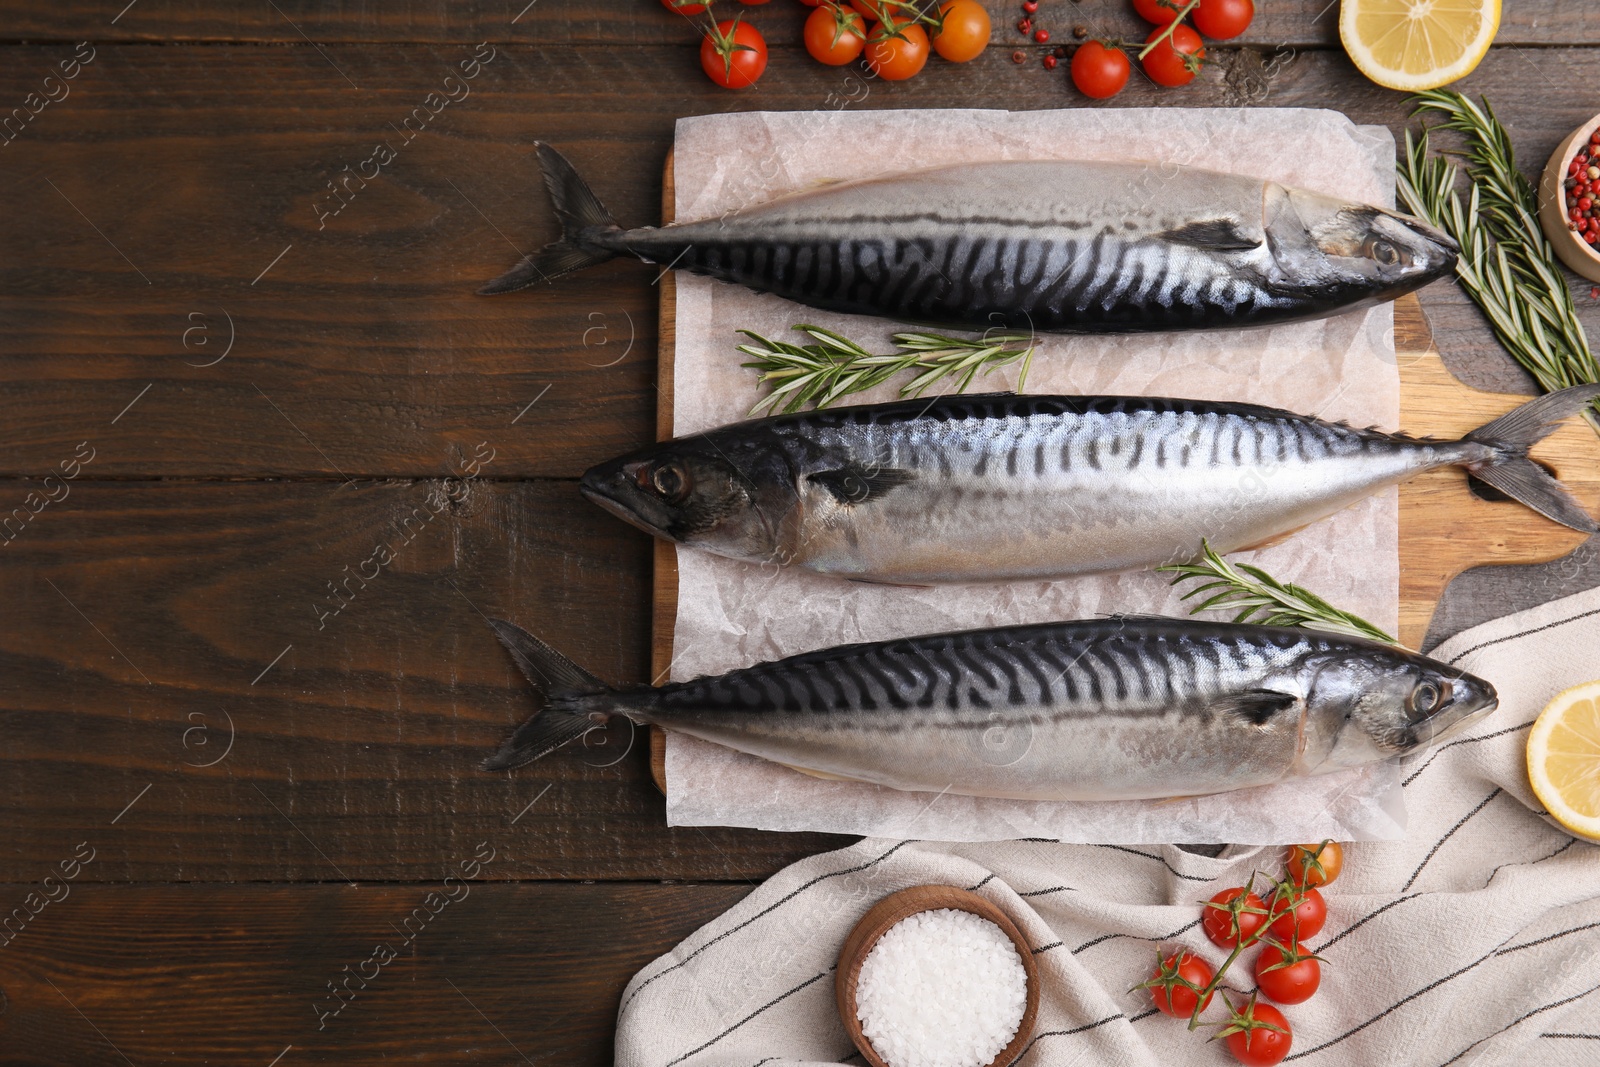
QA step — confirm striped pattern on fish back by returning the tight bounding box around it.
[756,393,1416,483]
[630,223,1291,333]
[651,619,1330,726]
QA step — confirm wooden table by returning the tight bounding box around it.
[1,4,1597,1063]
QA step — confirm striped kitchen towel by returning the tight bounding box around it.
[615,583,1600,1067]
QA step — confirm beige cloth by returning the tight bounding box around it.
[617,584,1600,1067]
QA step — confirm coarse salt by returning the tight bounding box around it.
[854,908,1028,1067]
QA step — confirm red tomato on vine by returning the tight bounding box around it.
[1132,0,1183,24]
[1142,950,1215,1017]
[701,18,768,89]
[1071,40,1130,98]
[1193,0,1255,39]
[1255,941,1322,1005]
[866,20,929,80]
[1202,887,1268,949]
[1142,23,1205,86]
[805,4,868,65]
[1221,995,1292,1066]
[1266,883,1325,941]
[931,0,990,63]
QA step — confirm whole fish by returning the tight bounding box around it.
[483,617,1496,801]
[480,144,1458,334]
[580,386,1600,584]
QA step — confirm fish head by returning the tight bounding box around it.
[579,436,797,564]
[1264,183,1459,299]
[1303,644,1498,771]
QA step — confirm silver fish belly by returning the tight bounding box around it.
[485,149,1459,335]
[769,396,1450,582]
[485,617,1499,800]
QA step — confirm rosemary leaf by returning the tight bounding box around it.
[740,325,1036,414]
[1397,90,1600,431]
[1159,541,1399,647]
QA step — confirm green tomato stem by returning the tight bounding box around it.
[1136,0,1200,60]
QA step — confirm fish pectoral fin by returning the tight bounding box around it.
[776,761,874,784]
[1211,688,1299,727]
[806,466,915,505]
[1155,217,1262,252]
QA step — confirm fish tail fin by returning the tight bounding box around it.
[484,618,612,770]
[1460,384,1600,533]
[478,143,621,294]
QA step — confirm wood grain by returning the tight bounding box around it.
[1395,297,1600,648]
[0,478,847,883]
[0,881,750,1066]
[0,1,1595,47]
[3,20,1600,1067]
[8,46,1600,477]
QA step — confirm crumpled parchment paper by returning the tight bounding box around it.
[664,108,1406,843]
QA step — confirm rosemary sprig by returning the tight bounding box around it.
[738,324,1036,415]
[1159,541,1398,646]
[1395,90,1600,429]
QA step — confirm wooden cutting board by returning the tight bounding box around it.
[646,149,1600,790]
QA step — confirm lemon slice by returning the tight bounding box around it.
[1526,680,1600,843]
[1340,0,1501,92]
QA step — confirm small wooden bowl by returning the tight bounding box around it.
[836,885,1040,1067]
[1538,111,1600,283]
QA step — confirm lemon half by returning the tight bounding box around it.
[1527,680,1600,843]
[1339,0,1501,92]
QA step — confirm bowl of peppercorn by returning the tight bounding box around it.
[1540,114,1600,283]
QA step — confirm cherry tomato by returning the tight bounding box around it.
[1146,951,1215,1017]
[1141,23,1204,87]
[1202,887,1268,949]
[1192,0,1254,39]
[1132,0,1182,24]
[1267,885,1325,942]
[1224,999,1292,1066]
[805,4,868,65]
[1287,841,1343,888]
[931,0,990,62]
[866,21,930,80]
[700,19,768,89]
[1070,40,1130,99]
[660,0,708,14]
[1255,942,1321,1005]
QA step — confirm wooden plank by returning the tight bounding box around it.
[0,478,848,882]
[7,45,1600,477]
[1,1,1596,47]
[651,150,679,790]
[0,881,750,1066]
[1396,297,1600,648]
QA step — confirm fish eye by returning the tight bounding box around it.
[1369,239,1400,266]
[1407,679,1450,717]
[642,461,691,504]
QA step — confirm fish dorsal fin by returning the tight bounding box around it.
[806,466,914,505]
[1212,688,1299,726]
[1157,217,1261,252]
